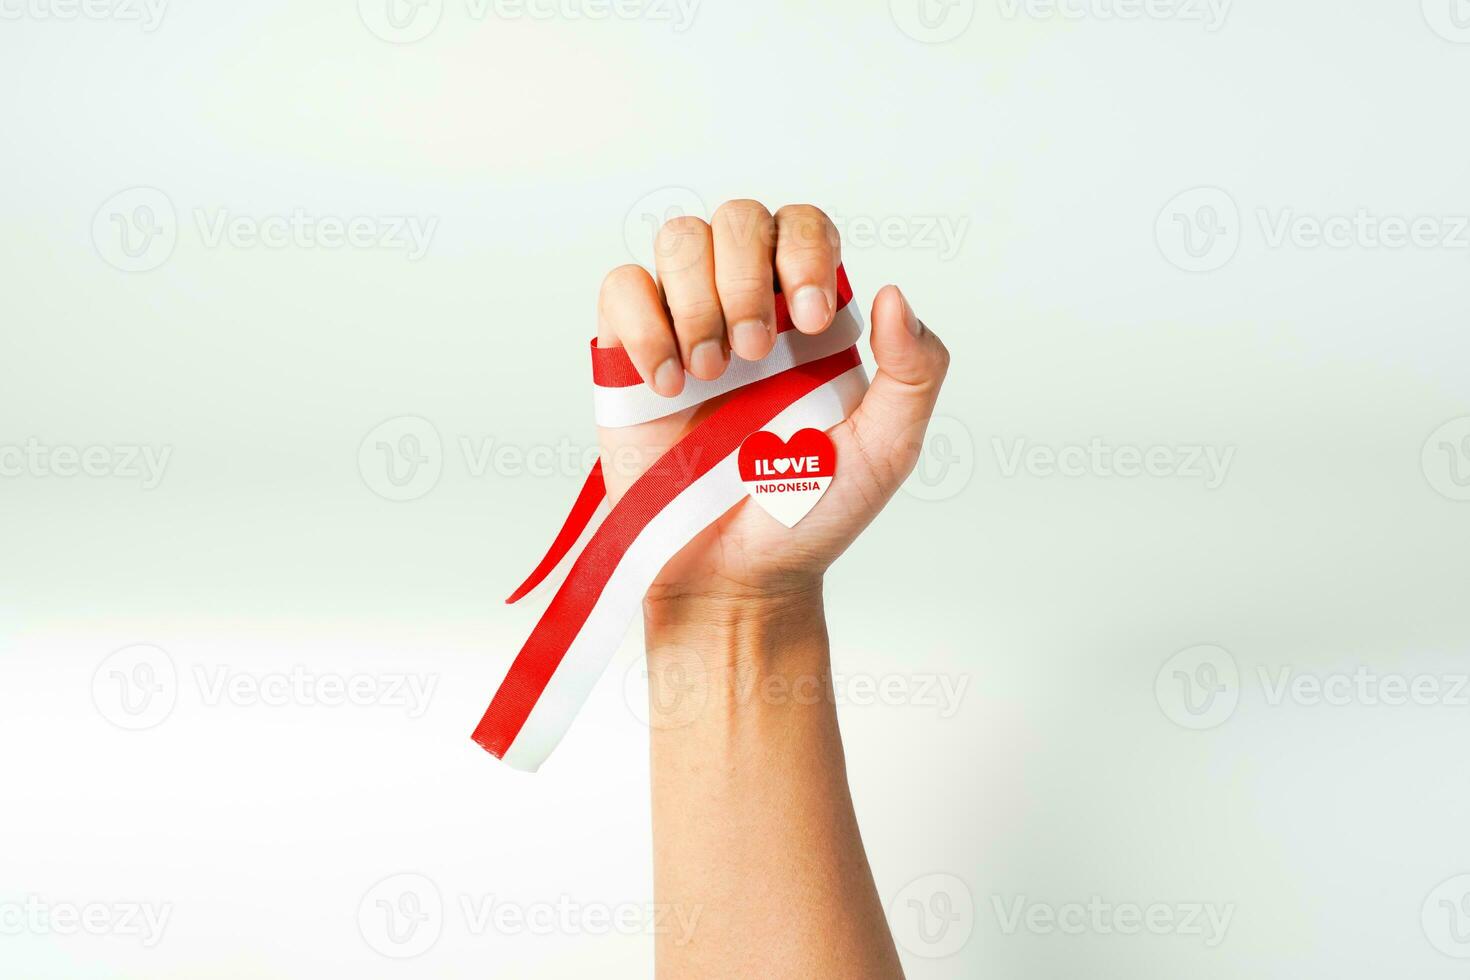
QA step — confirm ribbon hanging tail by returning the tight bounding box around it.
[505,462,608,605]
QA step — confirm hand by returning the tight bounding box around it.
[596,200,950,614]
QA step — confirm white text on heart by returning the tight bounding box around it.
[753,456,821,478]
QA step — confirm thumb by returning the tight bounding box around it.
[845,285,951,489]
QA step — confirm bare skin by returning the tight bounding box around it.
[596,199,950,979]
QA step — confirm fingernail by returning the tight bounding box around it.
[790,286,832,333]
[689,339,727,380]
[730,319,769,357]
[653,358,683,397]
[898,288,923,336]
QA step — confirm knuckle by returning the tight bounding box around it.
[668,295,724,329]
[656,215,710,250]
[778,236,834,264]
[624,320,673,351]
[713,199,775,246]
[716,269,773,297]
[776,203,824,222]
[777,205,840,255]
[713,198,771,224]
[777,202,835,229]
[924,329,952,376]
[934,336,952,374]
[599,264,649,304]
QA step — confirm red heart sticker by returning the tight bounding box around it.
[737,428,837,528]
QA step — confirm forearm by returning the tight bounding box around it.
[644,588,903,980]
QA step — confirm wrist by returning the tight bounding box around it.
[640,582,833,731]
[642,580,827,662]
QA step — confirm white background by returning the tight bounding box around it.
[3,1,1470,977]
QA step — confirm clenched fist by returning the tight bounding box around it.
[597,199,950,615]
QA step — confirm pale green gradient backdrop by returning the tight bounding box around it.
[3,2,1470,978]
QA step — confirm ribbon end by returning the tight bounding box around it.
[470,725,542,772]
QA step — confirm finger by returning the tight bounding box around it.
[845,285,951,490]
[655,216,728,382]
[598,264,683,397]
[711,199,777,361]
[774,204,841,335]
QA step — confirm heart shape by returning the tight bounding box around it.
[736,428,837,528]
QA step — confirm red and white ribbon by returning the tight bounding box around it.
[473,267,868,770]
